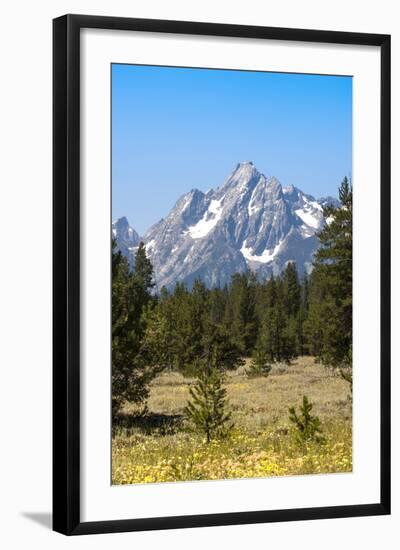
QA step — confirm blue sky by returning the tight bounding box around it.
[112,64,352,235]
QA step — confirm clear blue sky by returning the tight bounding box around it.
[112,64,352,235]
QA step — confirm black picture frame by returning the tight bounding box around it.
[53,14,391,536]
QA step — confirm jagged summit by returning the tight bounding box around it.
[113,162,339,290]
[221,161,260,191]
[112,216,141,257]
[234,160,255,170]
[113,215,129,227]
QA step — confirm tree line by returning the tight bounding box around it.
[112,177,352,419]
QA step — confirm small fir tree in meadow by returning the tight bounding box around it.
[248,322,272,377]
[288,395,324,444]
[184,365,233,443]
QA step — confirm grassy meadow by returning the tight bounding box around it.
[112,356,352,485]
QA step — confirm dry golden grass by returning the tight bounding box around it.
[113,357,352,485]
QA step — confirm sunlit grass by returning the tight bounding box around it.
[112,357,352,485]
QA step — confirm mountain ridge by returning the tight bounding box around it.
[113,162,339,290]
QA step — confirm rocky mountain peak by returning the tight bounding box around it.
[220,161,260,193]
[113,162,337,290]
[112,216,141,257]
[113,215,130,230]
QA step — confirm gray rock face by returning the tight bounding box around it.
[112,216,141,258]
[112,162,340,290]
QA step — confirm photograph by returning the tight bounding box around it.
[111,63,353,485]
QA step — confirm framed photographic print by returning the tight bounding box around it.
[53,14,391,535]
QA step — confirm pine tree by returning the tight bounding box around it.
[208,286,228,325]
[134,241,155,291]
[288,395,324,444]
[271,279,297,363]
[308,177,353,367]
[140,303,171,370]
[248,321,272,377]
[112,240,161,419]
[190,279,208,360]
[301,274,310,312]
[283,315,298,360]
[200,315,244,374]
[228,273,257,355]
[282,262,301,317]
[184,367,233,443]
[167,282,195,374]
[296,275,310,355]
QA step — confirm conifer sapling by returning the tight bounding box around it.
[184,366,233,443]
[288,395,324,444]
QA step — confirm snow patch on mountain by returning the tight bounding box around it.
[247,187,260,216]
[240,239,283,264]
[295,208,320,229]
[187,197,224,239]
[145,239,156,252]
[294,195,324,230]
